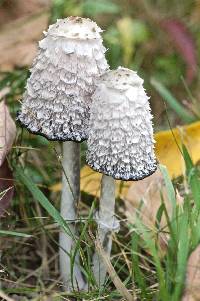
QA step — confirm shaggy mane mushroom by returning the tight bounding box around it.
[86,66,157,285]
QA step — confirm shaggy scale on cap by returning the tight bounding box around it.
[86,67,157,181]
[17,16,109,141]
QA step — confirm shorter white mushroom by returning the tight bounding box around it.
[86,67,157,285]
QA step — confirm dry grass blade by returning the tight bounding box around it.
[0,101,16,166]
[94,234,135,301]
[0,88,10,100]
[0,290,15,301]
[0,160,14,216]
[182,245,200,301]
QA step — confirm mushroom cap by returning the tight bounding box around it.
[86,67,157,181]
[17,17,109,142]
[101,66,144,90]
[47,16,103,40]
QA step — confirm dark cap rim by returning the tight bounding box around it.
[86,161,157,181]
[16,112,87,143]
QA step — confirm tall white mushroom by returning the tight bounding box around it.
[17,16,109,290]
[86,67,157,285]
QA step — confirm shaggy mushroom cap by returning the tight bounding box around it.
[17,16,109,141]
[86,67,157,181]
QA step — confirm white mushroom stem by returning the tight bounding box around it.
[93,174,119,285]
[59,141,85,290]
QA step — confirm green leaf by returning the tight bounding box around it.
[151,78,196,123]
[81,0,120,16]
[103,27,122,68]
[132,20,149,43]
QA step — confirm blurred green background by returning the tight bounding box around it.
[50,0,200,129]
[1,0,200,130]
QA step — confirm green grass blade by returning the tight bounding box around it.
[155,202,165,230]
[0,230,31,238]
[160,165,176,214]
[131,231,148,299]
[182,144,200,209]
[151,78,196,123]
[160,193,177,249]
[190,210,200,248]
[71,201,95,287]
[15,166,72,237]
[134,217,169,300]
[159,165,178,289]
[172,209,189,301]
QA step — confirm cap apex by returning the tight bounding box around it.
[99,66,144,90]
[46,16,103,40]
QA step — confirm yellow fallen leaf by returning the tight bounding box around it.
[49,121,200,196]
[50,166,130,198]
[155,120,200,178]
[49,182,61,193]
[80,166,130,198]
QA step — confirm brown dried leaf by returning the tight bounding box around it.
[182,245,200,301]
[0,290,15,301]
[0,160,14,217]
[125,169,172,253]
[0,101,16,166]
[0,8,49,70]
[0,0,50,25]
